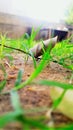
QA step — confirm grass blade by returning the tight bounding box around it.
[10,91,21,110]
[15,69,24,87]
[52,89,66,109]
[0,110,22,128]
[36,80,73,90]
[0,80,6,92]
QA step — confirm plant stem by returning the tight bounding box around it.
[0,44,31,56]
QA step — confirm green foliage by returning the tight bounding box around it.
[0,91,49,129]
[0,88,73,129]
[13,45,51,90]
[51,39,73,70]
[0,91,23,128]
[0,80,6,93]
[36,79,73,109]
[10,91,22,110]
[0,32,73,129]
[0,34,6,60]
[26,27,42,48]
[37,80,73,90]
[29,51,37,68]
[15,69,24,87]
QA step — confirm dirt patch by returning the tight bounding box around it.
[0,53,73,129]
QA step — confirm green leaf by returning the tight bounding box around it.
[37,80,73,90]
[22,117,50,130]
[0,110,22,128]
[52,90,66,109]
[15,69,24,87]
[30,51,37,68]
[10,91,21,110]
[56,124,73,130]
[0,80,6,92]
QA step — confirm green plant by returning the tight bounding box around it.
[13,44,51,91]
[0,31,73,129]
[26,27,41,48]
[0,91,50,130]
[15,69,24,87]
[0,80,7,93]
[0,34,7,60]
[51,39,73,70]
[1,76,73,129]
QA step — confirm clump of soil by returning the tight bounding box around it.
[0,53,73,129]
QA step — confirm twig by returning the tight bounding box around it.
[0,44,31,56]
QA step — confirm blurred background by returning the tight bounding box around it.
[0,0,73,39]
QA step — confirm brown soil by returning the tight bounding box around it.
[0,53,73,130]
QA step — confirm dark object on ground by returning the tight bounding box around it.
[51,29,68,41]
[30,36,58,58]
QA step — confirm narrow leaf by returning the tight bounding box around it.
[37,80,73,90]
[0,110,22,128]
[10,91,21,110]
[15,69,23,87]
[0,80,6,92]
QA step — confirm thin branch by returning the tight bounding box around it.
[0,44,31,56]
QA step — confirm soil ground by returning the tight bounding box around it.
[0,53,73,130]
